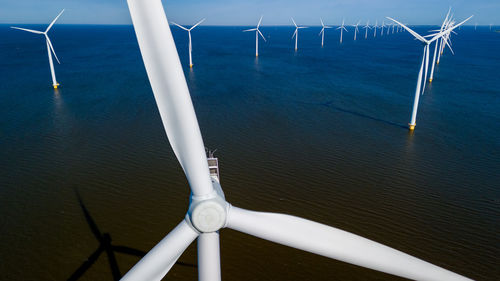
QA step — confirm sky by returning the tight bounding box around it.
[0,0,498,26]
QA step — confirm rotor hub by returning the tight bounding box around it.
[189,198,227,233]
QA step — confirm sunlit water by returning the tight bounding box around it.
[0,25,499,280]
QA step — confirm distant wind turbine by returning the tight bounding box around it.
[373,20,378,37]
[429,8,452,83]
[337,19,348,43]
[243,16,266,57]
[171,18,205,68]
[387,15,473,130]
[352,21,361,40]
[475,23,477,30]
[363,21,371,39]
[380,21,386,36]
[11,9,64,89]
[319,18,332,47]
[291,18,308,51]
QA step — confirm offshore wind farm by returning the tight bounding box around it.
[0,1,499,281]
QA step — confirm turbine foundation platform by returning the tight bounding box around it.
[408,124,416,131]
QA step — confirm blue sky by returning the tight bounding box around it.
[1,0,498,26]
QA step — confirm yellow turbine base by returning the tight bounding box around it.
[53,84,59,89]
[256,54,258,57]
[429,78,433,83]
[437,62,440,65]
[408,124,416,131]
[190,64,193,68]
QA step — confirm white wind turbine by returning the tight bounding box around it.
[337,19,348,43]
[121,1,476,280]
[429,8,452,83]
[373,20,378,37]
[319,18,332,47]
[291,18,308,51]
[11,9,64,89]
[243,16,266,57]
[171,18,205,68]
[436,16,455,65]
[387,15,473,131]
[380,20,386,36]
[363,20,371,39]
[352,21,361,40]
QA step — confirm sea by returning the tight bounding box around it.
[0,24,498,280]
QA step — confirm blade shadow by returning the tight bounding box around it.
[68,189,197,281]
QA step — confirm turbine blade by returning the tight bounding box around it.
[45,9,65,33]
[190,18,205,30]
[121,220,198,281]
[226,206,472,281]
[198,232,221,281]
[258,30,266,42]
[386,17,427,43]
[422,45,430,93]
[243,28,257,32]
[291,18,297,27]
[444,38,455,55]
[292,29,297,39]
[45,35,60,64]
[319,28,324,36]
[127,0,215,197]
[257,15,263,28]
[320,18,324,27]
[171,22,189,31]
[10,26,43,34]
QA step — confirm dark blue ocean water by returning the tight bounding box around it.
[0,24,499,280]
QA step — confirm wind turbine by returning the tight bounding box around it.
[387,22,391,35]
[490,23,493,31]
[291,18,308,51]
[373,20,378,37]
[475,22,477,30]
[429,8,452,83]
[121,1,476,280]
[363,20,371,39]
[171,18,205,68]
[11,9,64,89]
[319,18,332,47]
[380,20,386,36]
[337,19,348,43]
[352,21,361,40]
[243,16,266,57]
[387,15,473,131]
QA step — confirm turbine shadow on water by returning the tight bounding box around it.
[321,100,408,129]
[68,189,196,281]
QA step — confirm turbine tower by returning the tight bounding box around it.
[373,20,378,37]
[319,18,332,47]
[11,9,64,89]
[243,16,266,57]
[380,20,386,36]
[171,18,205,68]
[337,19,348,43]
[120,1,477,280]
[291,18,308,51]
[387,15,472,131]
